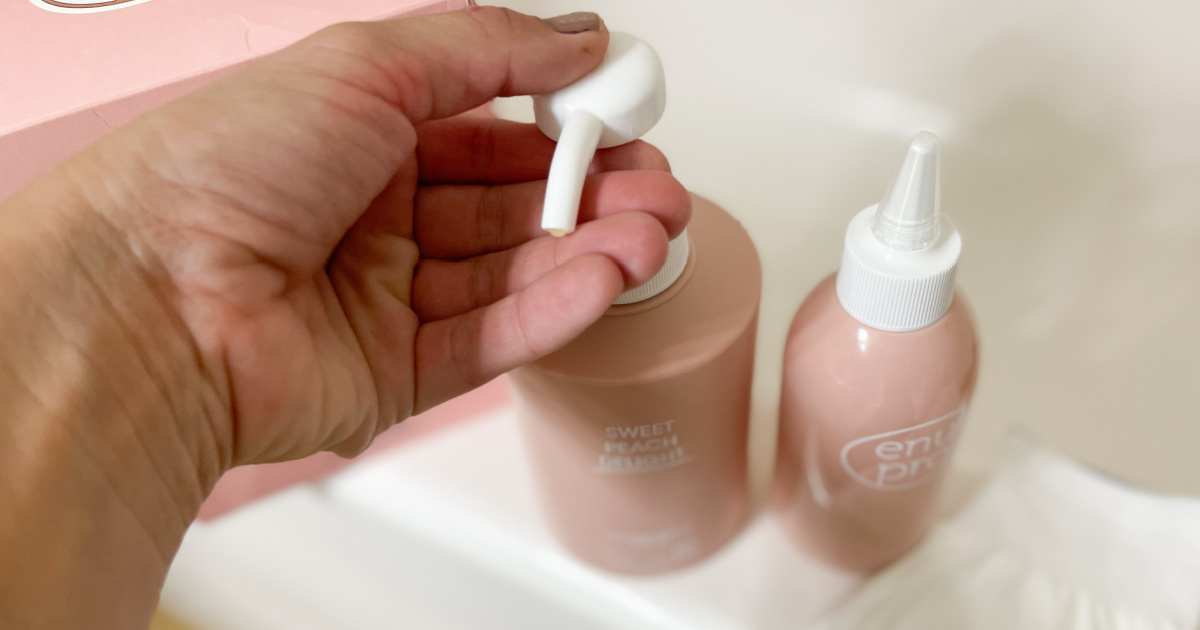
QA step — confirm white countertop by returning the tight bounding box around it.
[164,409,866,630]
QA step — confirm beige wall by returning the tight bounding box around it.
[494,0,1200,494]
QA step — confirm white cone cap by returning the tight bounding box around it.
[873,131,942,251]
[837,132,961,332]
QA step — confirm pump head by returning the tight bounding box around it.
[533,32,666,236]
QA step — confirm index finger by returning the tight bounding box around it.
[415,117,673,185]
[286,8,609,125]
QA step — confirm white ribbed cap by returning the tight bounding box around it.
[613,230,690,305]
[836,133,961,332]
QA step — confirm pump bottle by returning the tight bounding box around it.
[509,33,761,574]
[773,132,979,572]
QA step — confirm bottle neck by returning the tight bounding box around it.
[836,206,961,332]
[613,229,692,305]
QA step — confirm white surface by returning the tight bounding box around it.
[164,409,863,629]
[816,442,1200,629]
[28,0,155,14]
[166,411,1200,629]
[162,490,618,630]
[495,0,1200,495]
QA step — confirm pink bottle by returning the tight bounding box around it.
[510,35,761,574]
[512,195,760,575]
[773,132,980,572]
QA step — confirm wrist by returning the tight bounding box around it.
[0,175,230,628]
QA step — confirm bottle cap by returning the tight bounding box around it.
[873,131,942,251]
[837,132,962,332]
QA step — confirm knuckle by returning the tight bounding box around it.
[474,186,507,251]
[512,292,546,358]
[447,316,481,388]
[468,119,501,175]
[638,169,688,203]
[632,140,673,173]
[465,6,522,32]
[662,171,691,205]
[640,170,692,235]
[625,207,667,232]
[468,254,501,311]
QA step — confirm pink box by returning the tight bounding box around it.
[1,0,468,200]
[199,377,511,520]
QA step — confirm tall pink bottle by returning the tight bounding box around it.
[773,132,980,572]
[512,195,759,574]
[509,34,760,575]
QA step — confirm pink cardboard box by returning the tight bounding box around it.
[198,378,510,520]
[1,0,468,201]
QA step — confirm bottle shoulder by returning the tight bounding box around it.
[786,274,979,376]
[527,195,762,383]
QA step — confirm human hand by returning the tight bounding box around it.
[1,8,690,628]
[54,8,688,468]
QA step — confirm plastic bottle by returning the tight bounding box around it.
[773,132,980,572]
[510,33,761,574]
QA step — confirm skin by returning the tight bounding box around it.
[0,8,690,629]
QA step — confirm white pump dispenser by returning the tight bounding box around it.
[534,32,688,305]
[836,132,962,332]
[534,32,666,236]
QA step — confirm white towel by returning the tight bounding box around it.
[814,441,1200,629]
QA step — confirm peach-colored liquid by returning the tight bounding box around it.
[773,274,979,572]
[510,196,761,574]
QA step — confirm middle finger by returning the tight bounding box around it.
[413,169,690,260]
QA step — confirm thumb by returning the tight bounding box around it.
[275,7,608,124]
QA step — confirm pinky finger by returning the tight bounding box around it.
[412,253,622,413]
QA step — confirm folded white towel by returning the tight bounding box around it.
[815,442,1200,629]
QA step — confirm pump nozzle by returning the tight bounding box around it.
[534,32,666,236]
[872,131,942,251]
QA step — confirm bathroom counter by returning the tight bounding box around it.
[161,406,1200,630]
[487,0,1200,495]
[162,408,874,629]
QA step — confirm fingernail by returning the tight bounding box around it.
[543,12,601,34]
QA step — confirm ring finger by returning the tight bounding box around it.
[412,211,670,322]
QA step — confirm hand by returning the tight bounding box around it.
[60,8,689,467]
[2,8,691,628]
